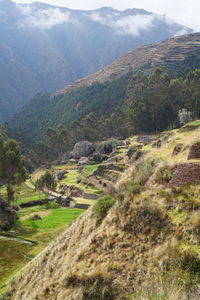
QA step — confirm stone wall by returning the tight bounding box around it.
[188,143,200,160]
[169,163,200,186]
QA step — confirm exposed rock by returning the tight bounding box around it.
[77,157,88,166]
[72,141,95,159]
[57,170,68,180]
[59,153,70,165]
[137,136,153,144]
[96,141,113,155]
[83,193,100,200]
[188,142,200,160]
[0,199,17,230]
[90,153,108,163]
[169,163,200,186]
[172,144,184,156]
[105,156,123,163]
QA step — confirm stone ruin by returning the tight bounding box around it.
[169,163,200,186]
[188,142,200,160]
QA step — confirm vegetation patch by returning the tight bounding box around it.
[93,195,115,225]
[84,164,100,176]
[64,273,122,300]
[22,208,84,229]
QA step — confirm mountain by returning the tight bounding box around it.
[0,0,192,121]
[7,32,200,148]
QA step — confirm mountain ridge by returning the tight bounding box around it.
[0,0,192,121]
[54,32,200,97]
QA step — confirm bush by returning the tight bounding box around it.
[48,200,60,209]
[155,164,173,184]
[178,253,200,278]
[128,181,141,195]
[93,195,115,224]
[136,158,161,186]
[64,274,122,300]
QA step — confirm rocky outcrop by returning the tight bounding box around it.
[169,163,200,186]
[96,141,113,155]
[82,193,99,200]
[188,142,200,160]
[137,136,153,144]
[90,153,108,163]
[72,141,95,159]
[172,143,184,156]
[57,170,68,180]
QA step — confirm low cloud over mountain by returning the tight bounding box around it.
[0,1,192,122]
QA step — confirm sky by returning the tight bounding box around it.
[13,0,200,31]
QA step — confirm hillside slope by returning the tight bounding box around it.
[7,32,200,146]
[56,32,200,95]
[0,0,192,121]
[7,123,200,300]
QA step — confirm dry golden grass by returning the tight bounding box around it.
[8,125,200,300]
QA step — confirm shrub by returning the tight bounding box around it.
[64,274,122,300]
[48,200,60,209]
[169,251,200,288]
[93,195,115,224]
[178,253,200,278]
[155,164,173,184]
[136,158,161,186]
[128,181,141,195]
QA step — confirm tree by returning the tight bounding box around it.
[35,171,57,192]
[0,138,28,202]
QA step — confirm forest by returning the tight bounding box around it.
[7,67,200,166]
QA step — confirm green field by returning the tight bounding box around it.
[22,208,83,229]
[0,161,103,290]
[84,164,99,176]
[0,207,84,288]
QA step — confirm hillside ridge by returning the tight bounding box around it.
[0,0,192,121]
[55,32,200,96]
[6,121,200,300]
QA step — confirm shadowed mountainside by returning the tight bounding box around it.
[0,0,192,121]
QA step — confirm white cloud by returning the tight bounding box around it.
[115,14,155,36]
[13,0,200,31]
[18,5,78,29]
[173,28,190,37]
[89,13,165,36]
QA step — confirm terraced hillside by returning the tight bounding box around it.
[56,32,200,96]
[8,33,200,149]
[0,140,130,294]
[3,121,200,299]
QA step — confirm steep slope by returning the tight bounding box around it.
[7,123,200,299]
[0,0,192,121]
[7,32,200,146]
[56,32,200,95]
